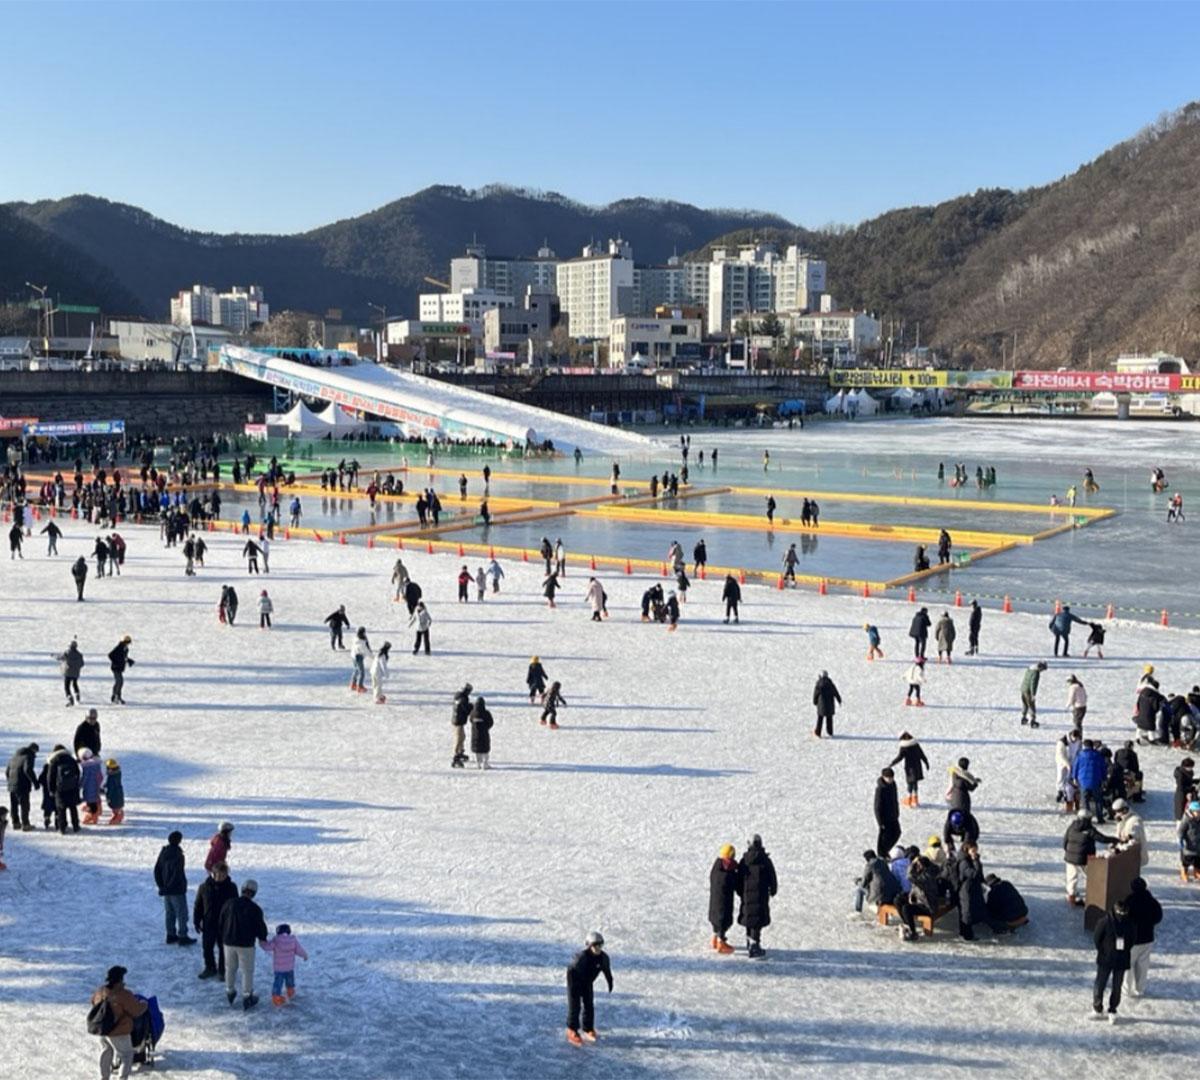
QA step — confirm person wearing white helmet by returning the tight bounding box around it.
[1112,800,1148,867]
[565,931,612,1046]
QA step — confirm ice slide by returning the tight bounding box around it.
[219,346,657,455]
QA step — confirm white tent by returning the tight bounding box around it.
[824,389,846,415]
[315,401,368,434]
[850,388,879,416]
[269,400,327,436]
[890,386,922,412]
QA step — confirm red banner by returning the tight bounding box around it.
[1013,370,1180,393]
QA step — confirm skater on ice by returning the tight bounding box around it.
[708,844,739,954]
[863,623,883,661]
[904,656,926,706]
[565,932,613,1045]
[811,670,841,737]
[736,835,777,959]
[261,923,308,1006]
[1020,661,1047,727]
[891,733,930,807]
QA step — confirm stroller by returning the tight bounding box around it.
[131,995,165,1068]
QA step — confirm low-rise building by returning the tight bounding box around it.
[109,319,234,365]
[790,309,881,352]
[482,288,560,362]
[418,288,513,335]
[609,315,703,367]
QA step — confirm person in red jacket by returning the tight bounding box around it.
[205,821,234,873]
[457,565,471,603]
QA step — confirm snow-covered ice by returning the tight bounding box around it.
[1,523,1198,1078]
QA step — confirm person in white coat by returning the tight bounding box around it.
[904,657,926,706]
[1113,799,1148,866]
[1066,675,1088,730]
[554,539,566,577]
[1055,735,1079,811]
[585,577,605,623]
[370,642,391,704]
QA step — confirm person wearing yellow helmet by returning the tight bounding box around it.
[708,845,739,955]
[102,758,125,825]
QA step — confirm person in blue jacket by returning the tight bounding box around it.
[1049,604,1086,657]
[1072,739,1109,822]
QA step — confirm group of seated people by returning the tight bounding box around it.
[1134,667,1200,750]
[855,837,1027,942]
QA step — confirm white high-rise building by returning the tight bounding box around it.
[555,239,635,340]
[418,288,513,334]
[170,284,268,330]
[704,245,826,334]
[450,245,559,300]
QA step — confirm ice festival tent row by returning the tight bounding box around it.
[315,402,368,434]
[268,400,327,436]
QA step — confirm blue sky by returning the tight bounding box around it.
[4,1,1198,234]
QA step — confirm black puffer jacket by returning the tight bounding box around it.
[890,739,929,784]
[708,858,740,931]
[1063,818,1116,866]
[193,875,239,932]
[736,841,777,931]
[219,895,268,948]
[812,675,841,715]
[954,853,986,925]
[469,701,493,754]
[1134,687,1164,732]
[46,749,80,806]
[5,745,39,795]
[908,609,931,641]
[874,777,900,827]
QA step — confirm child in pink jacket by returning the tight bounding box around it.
[260,923,308,1005]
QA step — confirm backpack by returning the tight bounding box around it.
[86,994,118,1036]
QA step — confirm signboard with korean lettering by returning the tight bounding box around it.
[1013,370,1181,393]
[22,420,125,436]
[828,369,948,388]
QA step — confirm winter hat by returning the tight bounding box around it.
[80,748,93,759]
[926,835,941,848]
[957,757,970,770]
[121,635,131,643]
[105,759,119,769]
[260,589,267,596]
[948,811,963,828]
[168,830,183,844]
[585,931,604,947]
[719,844,735,860]
[889,845,905,860]
[242,879,259,896]
[862,848,877,861]
[105,965,127,987]
[1143,664,1154,674]
[276,924,291,936]
[1077,809,1093,821]
[1111,799,1129,813]
[219,821,234,833]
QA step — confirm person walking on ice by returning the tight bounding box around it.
[107,636,133,705]
[350,628,372,691]
[967,599,982,655]
[257,589,273,629]
[469,696,494,769]
[540,682,566,728]
[41,519,62,555]
[1021,660,1048,728]
[904,656,926,706]
[722,574,741,624]
[487,558,504,593]
[526,657,548,703]
[475,567,486,602]
[57,638,85,707]
[450,684,472,769]
[812,670,841,738]
[242,537,262,574]
[391,558,409,601]
[585,577,605,622]
[261,923,308,1006]
[909,607,931,660]
[370,642,391,704]
[325,605,351,650]
[864,623,883,661]
[1049,604,1086,657]
[565,931,613,1045]
[737,834,777,958]
[935,611,956,664]
[708,844,739,954]
[891,732,930,807]
[410,602,432,655]
[1091,899,1134,1023]
[1066,675,1087,730]
[1082,622,1105,659]
[71,555,88,601]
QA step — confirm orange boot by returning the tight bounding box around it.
[715,938,734,955]
[272,995,285,1006]
[566,1029,583,1046]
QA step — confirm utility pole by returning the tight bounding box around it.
[367,302,387,363]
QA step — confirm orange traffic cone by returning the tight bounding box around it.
[397,536,404,550]
[699,565,706,580]
[489,546,495,559]
[661,563,667,578]
[1160,609,1169,627]
[739,569,746,584]
[954,590,963,607]
[1054,598,1062,614]
[284,527,291,540]
[367,536,374,549]
[1105,602,1114,619]
[313,530,323,542]
[907,586,916,603]
[818,580,827,596]
[625,559,632,575]
[427,541,434,555]
[777,574,785,590]
[339,533,347,545]
[458,543,465,557]
[590,555,597,570]
[522,549,529,562]
[861,583,871,598]
[1002,595,1012,613]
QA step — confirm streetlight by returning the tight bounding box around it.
[367,302,387,364]
[25,282,50,344]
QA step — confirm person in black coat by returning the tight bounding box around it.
[219,880,268,1009]
[951,844,1007,940]
[154,830,194,944]
[194,862,238,979]
[6,742,39,831]
[1173,758,1195,821]
[874,769,901,858]
[812,671,842,738]
[640,584,664,622]
[469,696,494,769]
[909,608,931,659]
[736,835,778,958]
[324,605,351,650]
[967,600,982,655]
[891,733,930,807]
[984,873,1028,925]
[1092,901,1134,1020]
[107,637,133,705]
[708,845,740,953]
[565,932,613,1043]
[1063,810,1117,905]
[46,746,81,834]
[403,579,423,617]
[71,555,88,601]
[1123,877,1162,997]
[722,575,741,624]
[73,710,102,758]
[943,809,980,856]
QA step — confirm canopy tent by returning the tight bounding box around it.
[267,400,327,436]
[314,402,368,434]
[849,388,879,416]
[823,389,846,415]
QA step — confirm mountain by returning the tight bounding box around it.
[5,104,1200,366]
[4,187,790,323]
[694,104,1200,366]
[0,205,144,320]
